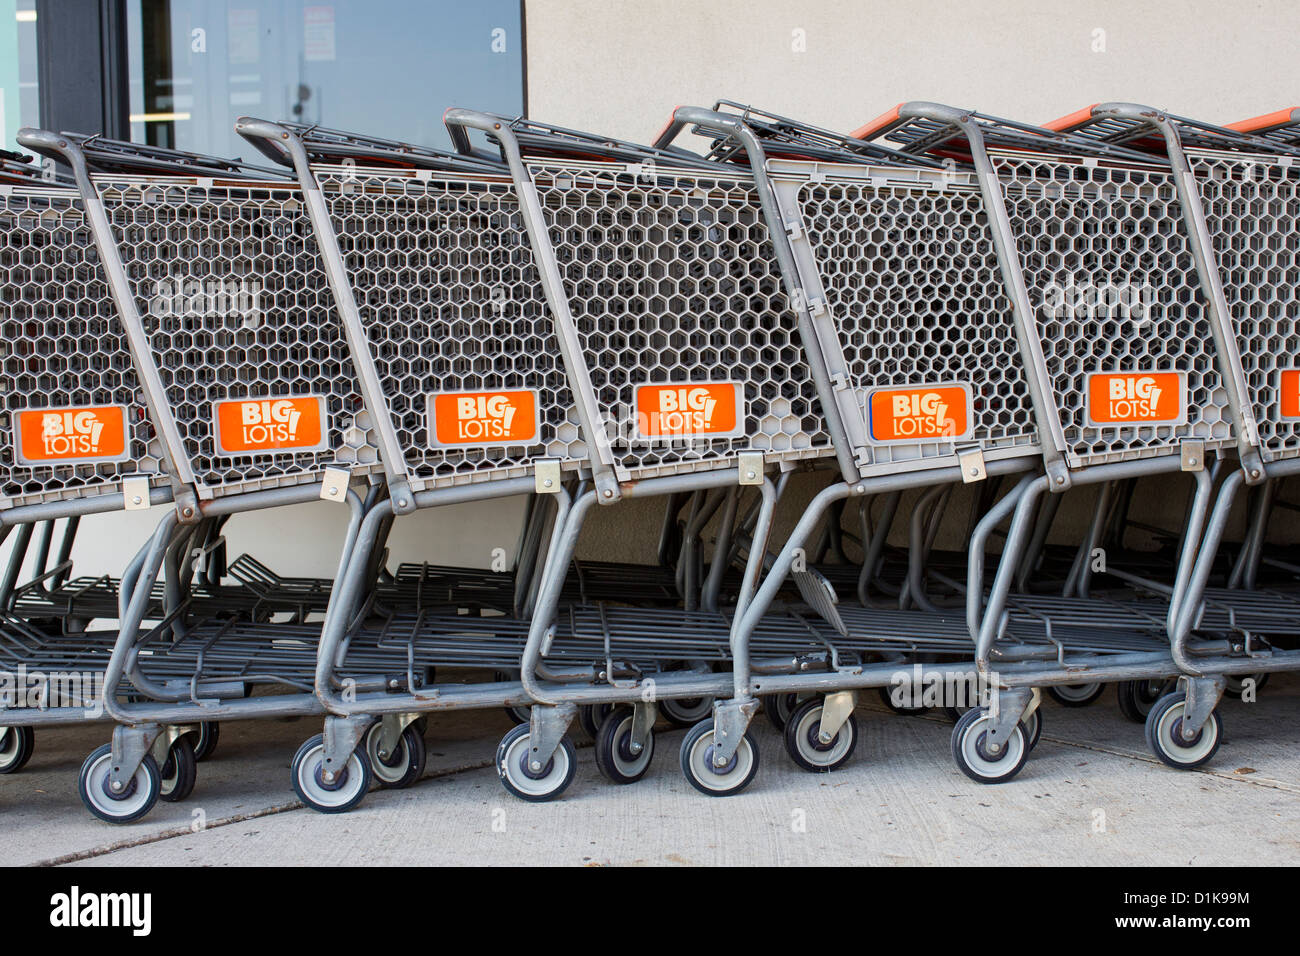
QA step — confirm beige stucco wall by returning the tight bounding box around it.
[51,0,1292,580]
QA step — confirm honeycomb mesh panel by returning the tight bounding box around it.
[315,166,586,489]
[1191,151,1300,463]
[796,173,1038,468]
[0,185,163,507]
[92,175,381,497]
[993,154,1233,466]
[529,162,832,479]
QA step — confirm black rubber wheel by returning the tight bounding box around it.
[159,736,198,802]
[190,722,220,762]
[78,743,161,824]
[0,726,35,774]
[679,718,760,797]
[762,693,799,731]
[658,695,713,728]
[1047,683,1105,707]
[578,703,614,740]
[496,723,577,802]
[783,697,858,773]
[290,733,371,814]
[1117,679,1172,723]
[950,707,1030,784]
[593,707,655,784]
[365,721,426,790]
[1145,693,1222,769]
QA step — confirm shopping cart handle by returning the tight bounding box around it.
[233,117,296,167]
[16,128,94,190]
[443,108,520,163]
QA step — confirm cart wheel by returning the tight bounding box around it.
[1117,679,1172,723]
[1047,683,1104,707]
[878,685,929,715]
[784,698,857,773]
[364,721,426,790]
[77,744,161,824]
[1223,674,1268,700]
[190,722,220,762]
[594,707,655,784]
[950,707,1029,784]
[0,726,35,774]
[659,695,713,728]
[290,733,370,814]
[496,723,576,802]
[577,703,614,740]
[679,718,759,796]
[1022,707,1043,751]
[503,705,531,726]
[1145,693,1222,769]
[762,693,799,731]
[158,736,197,802]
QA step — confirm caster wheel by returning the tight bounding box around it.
[413,715,429,736]
[679,718,759,796]
[1022,707,1043,751]
[594,708,654,784]
[364,721,426,789]
[158,736,197,802]
[0,726,35,774]
[950,707,1030,784]
[1223,674,1268,700]
[77,744,161,824]
[659,695,713,728]
[1047,683,1104,707]
[190,722,220,762]
[878,685,929,715]
[784,698,857,773]
[578,703,614,740]
[290,733,371,813]
[1117,679,1173,723]
[762,693,799,731]
[1145,693,1222,769]
[496,723,576,802]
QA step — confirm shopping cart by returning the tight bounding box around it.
[14,126,394,821]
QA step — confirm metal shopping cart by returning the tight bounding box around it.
[15,126,398,822]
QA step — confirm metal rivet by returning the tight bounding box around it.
[132,496,142,505]
[603,489,613,498]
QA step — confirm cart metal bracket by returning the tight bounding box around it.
[122,475,153,511]
[1179,675,1226,740]
[376,712,419,759]
[527,702,578,771]
[386,478,416,515]
[320,714,371,783]
[109,723,164,792]
[1180,440,1205,473]
[817,690,856,743]
[738,451,765,486]
[319,466,352,503]
[984,687,1035,757]
[172,487,200,524]
[628,700,657,755]
[711,696,760,764]
[534,459,562,494]
[958,448,988,483]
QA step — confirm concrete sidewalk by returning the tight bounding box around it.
[4,676,1298,866]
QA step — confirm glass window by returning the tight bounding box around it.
[1,0,39,151]
[127,0,523,159]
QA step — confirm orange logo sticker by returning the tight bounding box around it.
[213,396,329,455]
[14,405,130,465]
[1280,369,1300,420]
[427,389,539,447]
[634,383,744,439]
[1086,372,1185,426]
[867,384,972,443]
